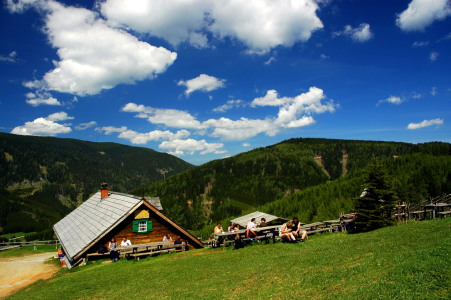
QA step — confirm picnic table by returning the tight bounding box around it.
[423,203,451,219]
[115,242,185,261]
[214,225,282,247]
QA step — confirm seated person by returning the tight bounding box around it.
[259,218,267,227]
[163,233,173,243]
[246,218,257,240]
[292,217,307,242]
[281,221,297,243]
[108,237,118,262]
[174,236,183,249]
[121,236,132,247]
[208,234,217,247]
[214,221,224,246]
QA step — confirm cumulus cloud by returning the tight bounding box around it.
[95,126,127,135]
[123,87,337,141]
[11,112,72,136]
[407,118,444,129]
[242,143,250,147]
[397,0,451,31]
[121,103,204,129]
[22,0,176,97]
[99,0,323,53]
[118,129,190,144]
[204,117,277,140]
[212,100,245,112]
[4,0,38,13]
[46,111,74,121]
[377,96,404,106]
[430,51,439,61]
[178,74,226,96]
[25,96,61,107]
[75,121,97,130]
[334,23,373,42]
[0,51,19,62]
[159,139,226,156]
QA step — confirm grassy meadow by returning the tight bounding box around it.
[7,218,451,300]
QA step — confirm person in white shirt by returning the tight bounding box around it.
[121,236,132,247]
[163,233,173,243]
[246,218,257,240]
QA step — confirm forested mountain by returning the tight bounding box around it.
[0,132,193,237]
[130,138,451,233]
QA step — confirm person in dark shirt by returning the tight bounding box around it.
[292,217,307,242]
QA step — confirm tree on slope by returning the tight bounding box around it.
[354,157,398,232]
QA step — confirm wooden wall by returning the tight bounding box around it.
[86,204,199,254]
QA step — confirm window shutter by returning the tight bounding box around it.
[147,220,153,232]
[132,220,139,233]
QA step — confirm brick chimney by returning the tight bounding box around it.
[100,183,109,200]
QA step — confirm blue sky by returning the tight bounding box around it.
[1,0,450,165]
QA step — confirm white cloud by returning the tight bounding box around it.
[123,86,337,141]
[178,74,226,96]
[212,100,245,112]
[334,23,373,42]
[121,103,204,129]
[204,117,277,140]
[25,89,61,107]
[412,41,429,47]
[377,96,404,106]
[5,0,38,13]
[320,54,330,60]
[95,126,127,135]
[100,0,323,53]
[431,87,437,96]
[264,57,276,65]
[407,118,444,129]
[23,0,176,96]
[11,112,72,136]
[0,51,19,62]
[121,103,155,114]
[397,0,451,31]
[437,32,451,41]
[118,129,190,144]
[159,139,226,156]
[430,51,439,61]
[46,111,74,121]
[75,121,97,130]
[242,143,250,147]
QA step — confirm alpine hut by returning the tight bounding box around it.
[53,183,203,268]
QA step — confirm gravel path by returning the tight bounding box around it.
[0,252,58,299]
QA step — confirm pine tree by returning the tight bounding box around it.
[354,157,398,232]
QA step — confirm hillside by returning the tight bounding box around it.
[6,218,451,300]
[0,132,194,236]
[130,138,451,232]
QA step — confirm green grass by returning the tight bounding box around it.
[0,232,37,241]
[0,245,58,258]
[7,218,451,300]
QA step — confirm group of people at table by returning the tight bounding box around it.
[105,234,188,262]
[210,216,308,247]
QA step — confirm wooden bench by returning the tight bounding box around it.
[86,252,111,262]
[125,244,185,261]
[438,211,451,218]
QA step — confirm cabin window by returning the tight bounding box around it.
[132,219,153,233]
[138,221,147,232]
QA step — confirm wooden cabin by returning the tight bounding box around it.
[53,184,203,268]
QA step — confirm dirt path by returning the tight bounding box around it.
[0,252,59,299]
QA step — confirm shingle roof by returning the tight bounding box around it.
[230,211,290,228]
[53,191,143,261]
[144,197,163,211]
